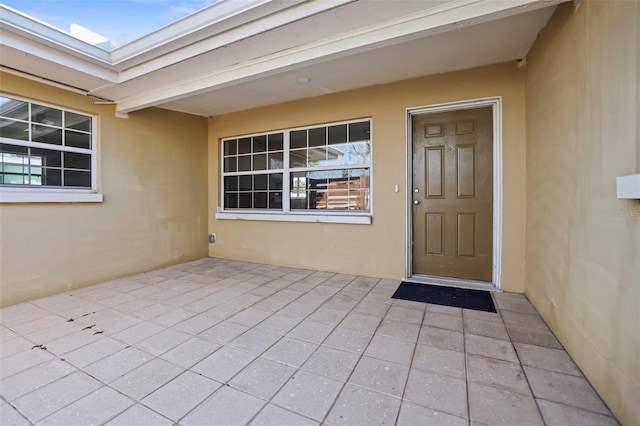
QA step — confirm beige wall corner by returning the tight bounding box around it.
[0,73,209,307]
[208,62,527,292]
[525,1,640,424]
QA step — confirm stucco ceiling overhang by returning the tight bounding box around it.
[0,0,566,117]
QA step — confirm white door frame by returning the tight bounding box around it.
[405,97,503,290]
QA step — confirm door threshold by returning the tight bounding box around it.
[406,274,499,292]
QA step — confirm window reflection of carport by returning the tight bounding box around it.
[290,145,369,211]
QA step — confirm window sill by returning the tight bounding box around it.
[0,190,104,203]
[215,211,371,224]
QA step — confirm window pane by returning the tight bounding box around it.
[326,143,348,166]
[349,121,370,142]
[268,133,283,151]
[64,170,91,188]
[291,196,306,210]
[328,124,347,145]
[346,141,371,165]
[2,163,25,174]
[291,171,333,211]
[253,135,267,153]
[65,130,91,149]
[32,126,62,145]
[268,152,283,169]
[0,118,29,140]
[42,168,62,186]
[269,173,283,190]
[238,137,251,154]
[0,144,29,185]
[64,152,91,170]
[307,147,327,166]
[290,172,307,209]
[310,190,327,210]
[1,143,28,158]
[309,127,326,147]
[290,130,306,149]
[224,176,238,191]
[253,153,267,171]
[269,192,282,209]
[239,175,252,191]
[254,174,268,190]
[239,192,252,208]
[350,168,370,210]
[224,156,237,172]
[225,192,238,209]
[30,148,61,168]
[1,173,27,185]
[0,97,28,120]
[32,104,62,127]
[65,111,91,132]
[326,174,350,210]
[291,172,306,191]
[224,139,237,156]
[238,155,251,172]
[309,173,328,191]
[254,192,267,209]
[29,173,42,185]
[289,168,370,212]
[290,149,307,168]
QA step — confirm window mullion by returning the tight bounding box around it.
[27,102,32,143]
[91,117,97,191]
[0,138,93,154]
[282,130,291,213]
[220,142,225,210]
[289,163,371,173]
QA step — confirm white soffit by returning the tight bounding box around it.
[0,0,566,116]
[159,6,555,117]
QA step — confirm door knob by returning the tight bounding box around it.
[414,200,420,205]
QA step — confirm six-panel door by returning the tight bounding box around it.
[411,107,493,281]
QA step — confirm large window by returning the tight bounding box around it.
[0,95,96,191]
[221,119,371,217]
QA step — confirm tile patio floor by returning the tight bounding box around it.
[0,258,619,425]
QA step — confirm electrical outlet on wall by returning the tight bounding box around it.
[208,233,216,244]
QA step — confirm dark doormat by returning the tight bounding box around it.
[392,281,496,313]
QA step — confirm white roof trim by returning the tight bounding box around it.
[115,0,564,113]
[114,0,354,81]
[0,4,110,63]
[111,0,307,67]
[1,30,118,82]
[1,0,563,114]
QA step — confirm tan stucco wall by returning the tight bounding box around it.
[0,72,209,307]
[525,2,639,425]
[209,62,527,292]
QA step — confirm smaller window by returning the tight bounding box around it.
[0,95,96,191]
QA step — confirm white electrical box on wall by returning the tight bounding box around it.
[616,174,640,199]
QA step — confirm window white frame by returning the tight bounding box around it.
[0,94,102,203]
[216,118,372,224]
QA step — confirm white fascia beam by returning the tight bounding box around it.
[110,0,309,68]
[111,0,351,81]
[0,4,110,63]
[115,0,565,114]
[1,31,118,83]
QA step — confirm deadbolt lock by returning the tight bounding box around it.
[414,188,419,193]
